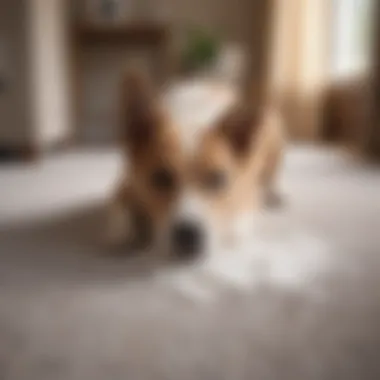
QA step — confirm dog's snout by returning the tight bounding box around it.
[171,221,204,259]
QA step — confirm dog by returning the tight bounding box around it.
[106,69,285,260]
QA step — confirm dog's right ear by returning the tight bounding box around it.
[121,68,161,153]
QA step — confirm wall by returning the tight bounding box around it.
[0,0,32,148]
[29,0,72,148]
[0,0,72,151]
[0,0,271,149]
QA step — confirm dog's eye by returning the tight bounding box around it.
[150,167,176,192]
[202,170,227,191]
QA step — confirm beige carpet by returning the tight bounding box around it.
[0,146,380,380]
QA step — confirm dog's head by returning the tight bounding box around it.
[122,69,263,259]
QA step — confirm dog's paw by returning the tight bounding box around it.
[264,189,285,209]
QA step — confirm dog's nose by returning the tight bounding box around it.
[171,221,204,259]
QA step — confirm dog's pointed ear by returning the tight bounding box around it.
[121,68,161,152]
[215,104,262,157]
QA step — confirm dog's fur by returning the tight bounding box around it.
[106,69,285,256]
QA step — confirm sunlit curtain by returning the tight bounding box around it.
[267,0,331,140]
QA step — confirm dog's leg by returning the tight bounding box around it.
[106,185,154,252]
[105,181,137,248]
[262,147,284,208]
[106,199,135,248]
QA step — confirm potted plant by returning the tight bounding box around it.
[180,27,220,77]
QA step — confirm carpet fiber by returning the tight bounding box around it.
[0,146,379,380]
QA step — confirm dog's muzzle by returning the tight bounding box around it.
[171,220,205,260]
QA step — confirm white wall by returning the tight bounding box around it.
[29,0,72,147]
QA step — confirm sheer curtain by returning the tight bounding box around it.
[267,0,331,140]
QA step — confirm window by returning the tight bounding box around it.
[331,0,374,79]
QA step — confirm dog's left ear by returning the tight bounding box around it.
[215,104,262,157]
[121,67,162,153]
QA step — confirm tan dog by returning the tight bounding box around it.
[107,69,285,259]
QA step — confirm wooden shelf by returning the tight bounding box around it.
[75,23,169,45]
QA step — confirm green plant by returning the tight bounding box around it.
[181,27,220,73]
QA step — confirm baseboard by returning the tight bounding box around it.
[0,144,40,163]
[0,137,78,163]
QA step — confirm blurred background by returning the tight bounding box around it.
[1,1,380,380]
[0,0,379,152]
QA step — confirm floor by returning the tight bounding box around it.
[0,146,379,380]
